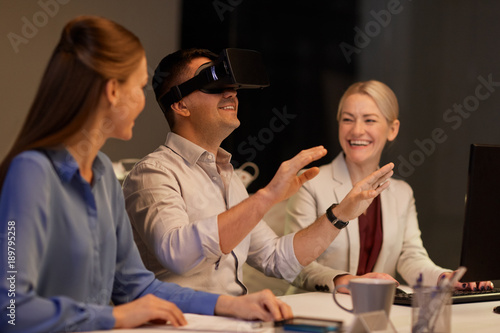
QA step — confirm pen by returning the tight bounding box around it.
[251,321,271,329]
[251,320,285,329]
[450,266,467,287]
[428,267,467,331]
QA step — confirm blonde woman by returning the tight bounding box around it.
[285,80,493,293]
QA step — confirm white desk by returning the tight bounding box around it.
[283,292,500,333]
[95,292,500,332]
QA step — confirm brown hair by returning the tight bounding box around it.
[152,48,217,129]
[0,16,144,190]
[337,80,399,123]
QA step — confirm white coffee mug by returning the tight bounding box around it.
[234,162,259,188]
[333,278,396,315]
[112,158,140,181]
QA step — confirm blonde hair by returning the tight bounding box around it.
[337,80,399,123]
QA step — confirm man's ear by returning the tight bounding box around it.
[170,100,190,117]
[104,78,120,107]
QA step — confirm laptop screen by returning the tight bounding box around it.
[460,143,500,282]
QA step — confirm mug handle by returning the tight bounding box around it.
[332,284,353,313]
[239,162,259,178]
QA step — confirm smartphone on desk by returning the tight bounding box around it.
[275,317,343,332]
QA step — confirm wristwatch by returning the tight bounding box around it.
[326,204,349,229]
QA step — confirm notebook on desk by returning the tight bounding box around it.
[395,143,500,305]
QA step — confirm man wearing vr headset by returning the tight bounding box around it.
[122,48,394,296]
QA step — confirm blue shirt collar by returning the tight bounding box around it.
[44,148,105,184]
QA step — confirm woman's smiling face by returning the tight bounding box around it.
[338,93,399,167]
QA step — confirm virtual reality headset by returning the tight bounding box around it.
[157,48,270,111]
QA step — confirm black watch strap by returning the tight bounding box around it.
[326,204,349,229]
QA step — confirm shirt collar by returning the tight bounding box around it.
[165,132,232,166]
[44,148,105,184]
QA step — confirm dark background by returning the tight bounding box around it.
[181,0,355,174]
[181,0,500,284]
[2,0,499,286]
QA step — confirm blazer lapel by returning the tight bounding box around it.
[331,154,361,274]
[373,180,397,272]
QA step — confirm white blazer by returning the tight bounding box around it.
[285,153,449,293]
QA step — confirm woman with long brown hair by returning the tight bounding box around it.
[0,16,291,332]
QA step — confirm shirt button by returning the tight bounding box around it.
[212,176,217,181]
[207,155,213,160]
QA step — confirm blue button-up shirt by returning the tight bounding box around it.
[0,149,218,332]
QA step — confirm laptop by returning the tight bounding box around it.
[395,143,500,305]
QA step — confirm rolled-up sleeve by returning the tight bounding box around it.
[245,220,303,283]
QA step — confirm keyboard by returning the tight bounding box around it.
[394,287,500,306]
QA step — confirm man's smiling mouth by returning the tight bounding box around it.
[219,105,235,110]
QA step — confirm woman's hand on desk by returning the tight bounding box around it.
[438,271,494,291]
[334,273,399,294]
[112,294,187,328]
[215,289,293,322]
